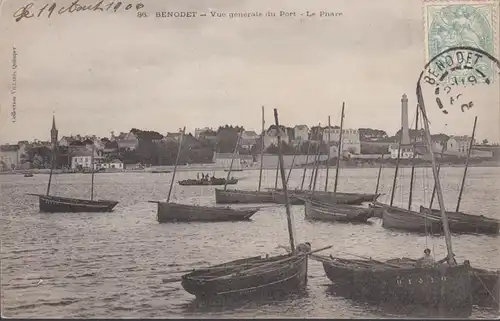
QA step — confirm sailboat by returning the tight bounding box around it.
[311,92,473,312]
[303,103,374,223]
[419,117,499,235]
[179,109,331,301]
[151,127,260,222]
[28,115,118,213]
[379,103,443,233]
[215,106,277,204]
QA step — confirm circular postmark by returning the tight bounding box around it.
[417,46,500,117]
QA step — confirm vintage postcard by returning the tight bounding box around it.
[1,0,499,319]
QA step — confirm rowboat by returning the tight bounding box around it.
[179,178,238,186]
[420,206,499,235]
[304,198,373,223]
[154,202,259,222]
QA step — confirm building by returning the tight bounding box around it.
[322,127,361,154]
[240,130,259,149]
[98,159,124,170]
[212,152,254,169]
[194,127,213,139]
[293,125,309,143]
[71,148,101,170]
[263,125,289,149]
[113,132,139,150]
[0,144,21,170]
[388,144,415,159]
[447,135,473,155]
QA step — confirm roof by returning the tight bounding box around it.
[109,159,123,164]
[243,130,258,136]
[449,135,471,142]
[294,125,309,130]
[0,144,20,152]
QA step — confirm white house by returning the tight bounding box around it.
[322,128,361,154]
[388,143,415,159]
[447,135,473,155]
[293,125,309,143]
[240,130,259,149]
[98,159,124,170]
[263,126,289,149]
[71,149,101,170]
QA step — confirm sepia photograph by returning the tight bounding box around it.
[0,0,499,318]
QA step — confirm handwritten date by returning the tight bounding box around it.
[13,0,145,22]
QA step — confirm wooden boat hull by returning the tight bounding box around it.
[319,256,472,311]
[369,202,385,218]
[35,195,118,213]
[181,253,308,300]
[156,202,259,222]
[382,206,442,233]
[179,179,238,186]
[420,206,499,235]
[273,189,366,205]
[304,199,372,223]
[215,189,275,204]
[471,268,499,307]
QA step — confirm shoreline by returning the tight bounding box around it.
[1,161,499,175]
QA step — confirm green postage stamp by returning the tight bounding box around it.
[423,0,499,83]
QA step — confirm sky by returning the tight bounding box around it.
[0,0,499,144]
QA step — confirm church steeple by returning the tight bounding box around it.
[51,114,58,149]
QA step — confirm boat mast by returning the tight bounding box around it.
[257,106,265,192]
[407,105,420,210]
[274,108,296,255]
[429,144,446,208]
[311,130,323,194]
[166,127,185,203]
[417,83,454,264]
[333,102,345,196]
[324,116,331,192]
[389,127,404,207]
[308,123,321,191]
[456,116,477,212]
[374,153,384,197]
[224,130,243,191]
[90,144,95,201]
[47,114,58,196]
[286,144,298,185]
[300,142,313,190]
[274,156,280,189]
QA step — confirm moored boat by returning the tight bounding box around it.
[312,254,472,312]
[28,115,119,213]
[154,201,259,222]
[304,198,373,223]
[382,206,442,233]
[179,177,238,186]
[215,188,275,204]
[181,248,309,301]
[420,206,500,235]
[29,194,118,212]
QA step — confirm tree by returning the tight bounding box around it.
[482,139,489,145]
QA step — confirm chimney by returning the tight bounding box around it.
[401,94,410,145]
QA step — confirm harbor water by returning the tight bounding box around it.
[1,166,499,318]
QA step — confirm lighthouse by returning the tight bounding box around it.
[401,94,410,145]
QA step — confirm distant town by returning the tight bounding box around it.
[1,95,499,172]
